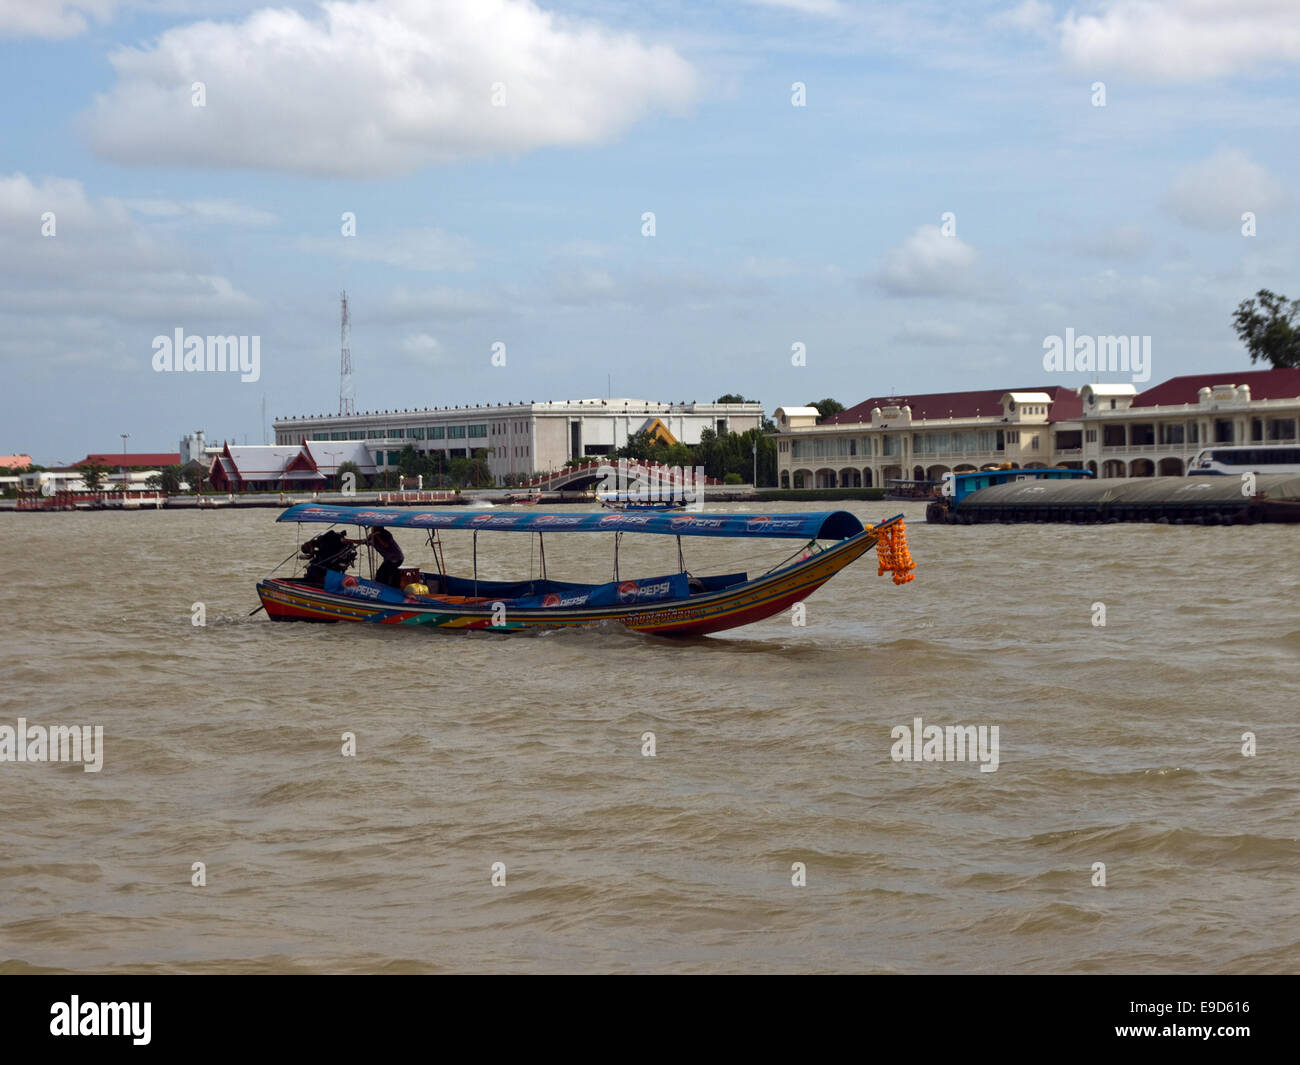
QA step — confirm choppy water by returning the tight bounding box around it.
[1,501,1297,973]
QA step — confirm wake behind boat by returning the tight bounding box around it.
[256,505,916,636]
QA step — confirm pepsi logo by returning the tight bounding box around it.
[617,581,640,602]
[342,575,358,588]
[542,593,561,607]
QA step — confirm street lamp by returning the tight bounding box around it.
[752,441,758,488]
[120,433,129,499]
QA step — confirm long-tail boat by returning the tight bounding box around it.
[256,504,915,636]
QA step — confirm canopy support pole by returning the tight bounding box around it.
[614,531,621,581]
[677,534,684,574]
[473,530,478,596]
[427,530,446,589]
[539,532,547,581]
[362,525,374,579]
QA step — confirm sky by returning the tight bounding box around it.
[2,0,1298,464]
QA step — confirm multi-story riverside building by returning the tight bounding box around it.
[273,398,764,485]
[774,369,1300,486]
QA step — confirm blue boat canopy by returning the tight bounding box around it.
[277,504,866,541]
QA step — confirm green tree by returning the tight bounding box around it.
[614,430,658,462]
[397,444,423,478]
[420,452,454,488]
[466,449,492,487]
[159,465,184,494]
[659,442,695,468]
[1233,289,1300,368]
[739,427,777,486]
[807,398,845,420]
[336,460,362,490]
[715,393,753,404]
[447,457,471,488]
[79,463,110,490]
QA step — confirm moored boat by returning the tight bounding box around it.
[884,478,940,501]
[256,505,915,636]
[926,466,1093,523]
[597,494,687,511]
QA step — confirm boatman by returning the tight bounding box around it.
[364,525,405,587]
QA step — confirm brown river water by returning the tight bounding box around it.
[1,500,1297,973]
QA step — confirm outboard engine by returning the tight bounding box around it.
[301,530,356,584]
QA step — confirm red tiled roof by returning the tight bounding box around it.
[822,386,1083,425]
[0,454,32,469]
[1133,368,1300,407]
[76,453,181,467]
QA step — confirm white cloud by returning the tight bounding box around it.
[992,0,1052,35]
[125,198,276,226]
[298,228,474,272]
[1077,224,1149,260]
[552,267,619,306]
[875,225,980,297]
[740,255,799,279]
[384,285,501,321]
[545,266,759,311]
[0,0,113,37]
[0,2,262,38]
[557,239,611,259]
[1060,0,1300,81]
[1167,148,1288,231]
[87,0,699,177]
[0,172,258,324]
[894,320,964,344]
[400,333,440,352]
[744,0,844,16]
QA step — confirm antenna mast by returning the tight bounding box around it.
[339,290,355,416]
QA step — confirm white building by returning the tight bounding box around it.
[1073,375,1300,476]
[18,470,161,493]
[179,431,207,466]
[273,398,765,484]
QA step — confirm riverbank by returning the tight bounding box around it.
[2,485,889,512]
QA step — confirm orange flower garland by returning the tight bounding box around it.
[875,520,915,584]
